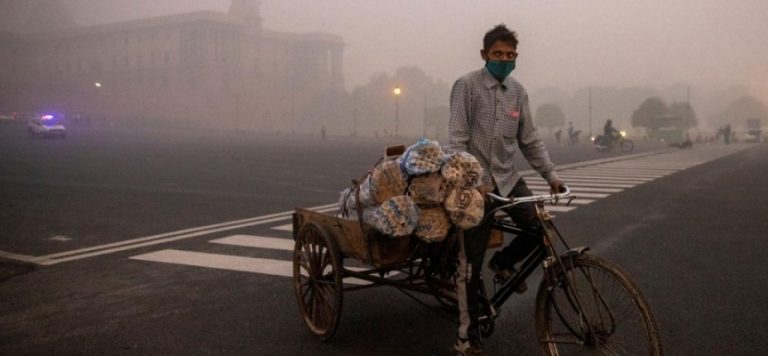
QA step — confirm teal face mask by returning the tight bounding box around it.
[485,60,516,81]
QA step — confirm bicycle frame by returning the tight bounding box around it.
[482,189,635,350]
[484,187,586,311]
[488,216,547,309]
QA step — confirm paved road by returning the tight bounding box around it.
[1,124,766,355]
[0,124,664,257]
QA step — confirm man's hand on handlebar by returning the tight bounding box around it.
[549,179,566,204]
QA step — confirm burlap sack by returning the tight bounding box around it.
[408,172,446,205]
[401,139,444,176]
[444,186,485,230]
[368,195,419,237]
[441,151,483,188]
[371,159,408,204]
[414,206,451,242]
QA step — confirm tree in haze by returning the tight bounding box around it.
[667,102,698,129]
[565,86,660,135]
[709,95,768,128]
[631,97,669,135]
[534,103,566,135]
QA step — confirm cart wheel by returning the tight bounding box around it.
[293,222,343,341]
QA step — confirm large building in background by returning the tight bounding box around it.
[0,0,345,133]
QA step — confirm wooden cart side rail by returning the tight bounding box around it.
[293,207,415,268]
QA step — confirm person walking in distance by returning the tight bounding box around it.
[567,121,580,145]
[448,23,565,355]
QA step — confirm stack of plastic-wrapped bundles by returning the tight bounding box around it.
[340,139,485,242]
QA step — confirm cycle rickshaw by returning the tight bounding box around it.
[292,186,663,355]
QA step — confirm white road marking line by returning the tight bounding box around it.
[568,199,595,205]
[130,249,292,276]
[130,249,370,285]
[569,167,677,173]
[568,170,668,178]
[602,163,693,169]
[560,170,663,177]
[555,174,656,181]
[271,224,293,231]
[33,203,340,265]
[528,180,636,188]
[558,170,668,180]
[0,250,38,263]
[545,206,577,212]
[528,185,623,193]
[36,215,295,265]
[210,235,294,251]
[49,235,72,242]
[528,177,648,185]
[271,206,339,232]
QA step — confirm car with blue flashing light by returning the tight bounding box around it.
[27,114,67,138]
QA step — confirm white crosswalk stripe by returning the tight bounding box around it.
[131,249,295,276]
[556,174,657,181]
[126,144,754,279]
[131,244,373,285]
[211,235,293,251]
[528,177,648,184]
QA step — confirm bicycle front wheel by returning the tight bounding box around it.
[535,254,662,355]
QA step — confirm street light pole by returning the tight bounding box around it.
[588,87,593,140]
[393,87,401,138]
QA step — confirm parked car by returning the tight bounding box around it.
[28,114,66,138]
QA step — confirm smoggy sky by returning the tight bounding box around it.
[64,0,768,95]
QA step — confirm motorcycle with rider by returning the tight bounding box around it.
[594,119,634,152]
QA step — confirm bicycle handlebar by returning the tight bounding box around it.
[486,185,573,208]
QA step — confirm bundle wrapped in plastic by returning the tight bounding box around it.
[339,201,379,222]
[414,206,452,242]
[444,186,485,230]
[339,187,356,218]
[407,172,446,206]
[365,195,420,237]
[441,151,483,188]
[339,142,489,241]
[401,139,444,176]
[371,159,408,204]
[339,177,376,218]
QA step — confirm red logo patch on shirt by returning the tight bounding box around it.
[507,110,520,120]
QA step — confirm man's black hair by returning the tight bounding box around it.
[483,24,518,51]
